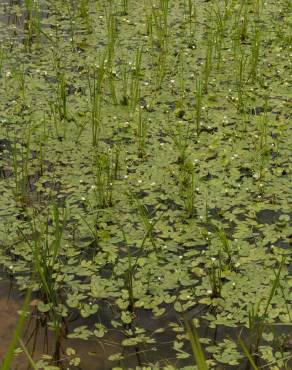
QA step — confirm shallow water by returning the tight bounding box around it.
[0,0,291,368]
[0,280,189,369]
[2,278,291,369]
[0,280,124,369]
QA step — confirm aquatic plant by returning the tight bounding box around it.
[0,0,291,368]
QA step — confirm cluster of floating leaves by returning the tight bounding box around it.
[0,0,291,368]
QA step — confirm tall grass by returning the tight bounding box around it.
[239,257,287,367]
[88,56,106,146]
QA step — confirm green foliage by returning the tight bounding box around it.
[0,0,291,368]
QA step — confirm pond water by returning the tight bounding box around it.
[0,0,291,369]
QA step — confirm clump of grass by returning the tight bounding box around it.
[173,119,190,165]
[211,0,230,69]
[218,228,233,264]
[152,0,169,46]
[180,162,196,219]
[154,45,168,89]
[185,0,197,47]
[136,200,161,254]
[105,4,118,67]
[130,46,143,109]
[203,30,214,93]
[56,72,68,121]
[239,257,286,367]
[66,0,77,50]
[12,128,31,207]
[93,148,115,208]
[121,0,129,16]
[235,49,248,113]
[249,26,261,83]
[24,0,41,48]
[87,56,106,146]
[0,47,4,75]
[78,0,92,33]
[194,78,203,136]
[137,105,147,158]
[207,257,222,298]
[19,204,68,363]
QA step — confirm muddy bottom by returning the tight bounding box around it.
[0,280,126,369]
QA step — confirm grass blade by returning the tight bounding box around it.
[1,287,32,370]
[183,314,208,370]
[238,336,258,370]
